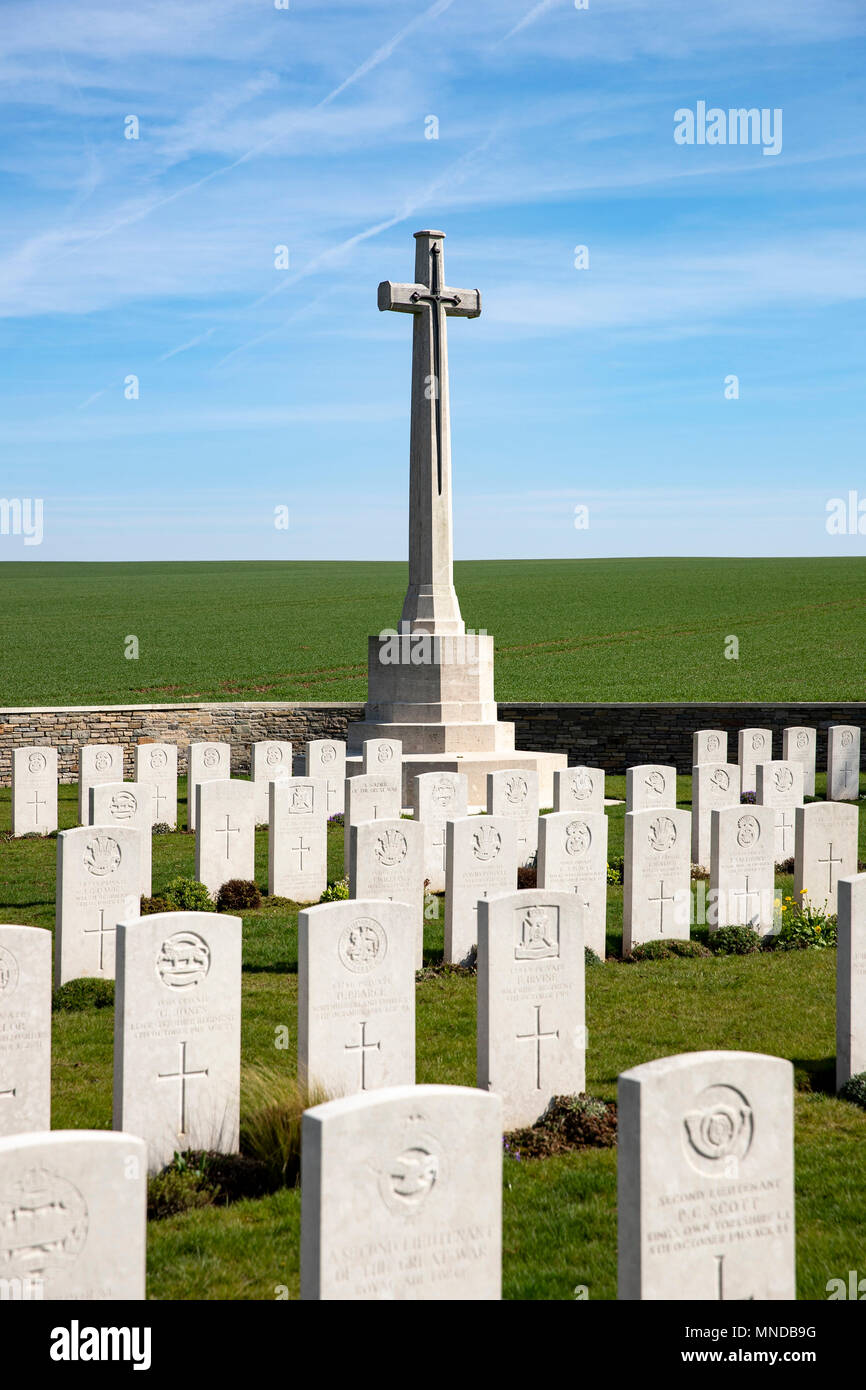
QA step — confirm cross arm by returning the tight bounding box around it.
[377,280,482,317]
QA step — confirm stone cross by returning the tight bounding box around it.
[378,230,480,635]
[83,908,115,973]
[649,880,675,932]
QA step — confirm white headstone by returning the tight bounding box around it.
[195,779,255,897]
[300,1084,502,1301]
[55,825,141,986]
[782,725,816,797]
[794,801,858,914]
[445,816,518,965]
[113,911,241,1173]
[134,742,178,829]
[486,769,539,866]
[755,760,804,862]
[306,739,347,816]
[623,808,691,952]
[78,744,123,824]
[0,1130,147,1300]
[692,729,728,766]
[836,874,866,1090]
[298,899,415,1097]
[625,765,677,815]
[710,806,775,934]
[827,723,861,802]
[737,727,772,796]
[11,746,58,837]
[343,772,402,870]
[89,782,152,898]
[251,739,293,824]
[552,766,605,815]
[0,924,51,1134]
[349,819,424,969]
[618,1050,795,1300]
[187,741,230,831]
[477,889,585,1130]
[537,810,607,959]
[362,738,402,774]
[410,771,469,892]
[691,762,739,868]
[268,776,328,901]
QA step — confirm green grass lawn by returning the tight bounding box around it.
[3,557,866,705]
[1,778,865,1300]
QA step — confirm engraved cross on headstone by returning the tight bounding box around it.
[432,827,446,870]
[216,814,241,858]
[777,809,794,858]
[157,1040,209,1134]
[83,908,115,973]
[344,1020,381,1091]
[818,841,843,894]
[516,1004,559,1090]
[648,880,675,933]
[28,789,46,824]
[153,785,167,820]
[732,874,760,925]
[292,835,310,870]
[0,1086,16,1101]
[379,230,481,636]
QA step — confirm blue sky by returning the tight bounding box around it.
[0,0,864,561]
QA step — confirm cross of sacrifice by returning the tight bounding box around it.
[28,789,46,824]
[379,231,480,636]
[292,836,310,870]
[344,1021,381,1091]
[83,908,115,973]
[648,880,675,933]
[516,1005,559,1090]
[216,814,241,858]
[818,841,843,894]
[157,1040,209,1134]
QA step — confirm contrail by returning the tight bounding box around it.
[27,0,461,266]
[498,0,563,45]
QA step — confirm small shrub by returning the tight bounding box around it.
[775,856,794,874]
[163,877,215,912]
[140,895,173,916]
[53,978,115,1012]
[709,925,761,956]
[839,1073,866,1109]
[240,1065,330,1189]
[263,895,293,911]
[627,938,710,963]
[585,946,603,968]
[152,822,172,836]
[740,791,756,804]
[320,877,349,902]
[255,823,269,833]
[505,1094,617,1159]
[328,813,344,826]
[148,1155,218,1219]
[606,855,623,885]
[216,878,262,912]
[517,865,537,889]
[690,863,709,880]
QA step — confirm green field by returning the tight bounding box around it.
[3,557,866,705]
[2,777,865,1300]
